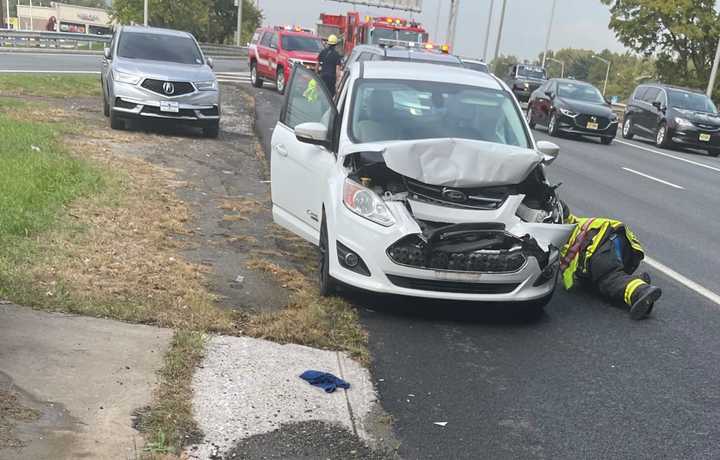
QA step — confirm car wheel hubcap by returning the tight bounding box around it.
[278,74,285,91]
[657,126,665,144]
[549,115,556,132]
[527,108,532,124]
[251,67,256,83]
[624,119,631,135]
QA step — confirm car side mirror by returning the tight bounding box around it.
[103,47,111,60]
[206,57,214,69]
[537,140,560,164]
[545,91,554,99]
[605,97,612,105]
[652,101,664,111]
[295,122,330,147]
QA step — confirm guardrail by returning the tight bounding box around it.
[0,30,247,58]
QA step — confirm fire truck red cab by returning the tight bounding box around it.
[317,12,430,56]
[248,26,324,94]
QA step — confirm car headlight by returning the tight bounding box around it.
[675,117,693,127]
[112,71,141,85]
[523,82,530,89]
[559,108,578,117]
[343,178,395,227]
[195,80,218,91]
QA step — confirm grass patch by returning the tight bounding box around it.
[0,74,101,98]
[137,331,206,456]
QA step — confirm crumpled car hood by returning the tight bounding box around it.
[348,138,544,188]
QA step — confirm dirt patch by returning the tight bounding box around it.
[0,387,39,449]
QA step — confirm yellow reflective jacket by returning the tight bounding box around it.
[561,215,644,290]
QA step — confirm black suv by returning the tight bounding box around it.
[622,83,720,156]
[503,64,547,102]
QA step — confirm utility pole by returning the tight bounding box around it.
[541,0,557,68]
[143,0,148,26]
[4,0,9,29]
[707,37,720,98]
[492,0,507,62]
[29,0,33,31]
[434,0,442,43]
[482,0,495,61]
[446,0,460,50]
[593,55,611,96]
[236,0,243,47]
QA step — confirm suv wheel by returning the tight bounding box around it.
[622,117,635,139]
[250,62,263,88]
[203,121,220,138]
[655,122,671,148]
[707,148,720,157]
[601,136,614,145]
[109,108,124,130]
[276,67,286,94]
[319,212,338,297]
[103,94,110,118]
[526,105,536,129]
[548,112,560,136]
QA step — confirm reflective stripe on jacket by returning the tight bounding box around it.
[561,215,644,290]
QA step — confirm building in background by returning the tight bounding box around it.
[16,2,111,34]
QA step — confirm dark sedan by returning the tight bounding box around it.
[527,79,619,145]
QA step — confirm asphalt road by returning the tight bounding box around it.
[253,86,720,458]
[0,52,246,73]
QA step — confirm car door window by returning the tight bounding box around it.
[270,33,279,50]
[282,67,337,139]
[260,32,272,47]
[655,90,667,108]
[632,86,647,101]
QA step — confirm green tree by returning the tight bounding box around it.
[111,0,262,44]
[600,0,720,92]
[490,54,520,77]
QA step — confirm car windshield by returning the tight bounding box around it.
[281,35,323,52]
[397,30,424,43]
[351,79,530,147]
[464,61,489,73]
[370,27,396,44]
[557,82,605,103]
[517,66,546,79]
[668,89,717,113]
[117,32,203,65]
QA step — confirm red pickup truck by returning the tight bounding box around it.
[248,26,324,94]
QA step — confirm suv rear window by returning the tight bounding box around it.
[117,32,203,65]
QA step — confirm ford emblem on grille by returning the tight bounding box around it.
[442,188,467,202]
[162,82,175,95]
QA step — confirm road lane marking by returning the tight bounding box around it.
[616,139,720,174]
[645,256,720,307]
[0,69,100,74]
[621,167,685,189]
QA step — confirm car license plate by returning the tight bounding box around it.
[160,101,179,113]
[586,122,599,130]
[700,133,711,142]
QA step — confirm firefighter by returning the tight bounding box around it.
[561,214,662,320]
[318,34,342,97]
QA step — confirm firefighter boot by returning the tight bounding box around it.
[628,282,662,320]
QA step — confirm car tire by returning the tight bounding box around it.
[319,211,338,297]
[601,136,614,145]
[203,121,220,138]
[250,62,263,88]
[548,112,560,137]
[655,122,671,148]
[103,93,110,118]
[622,116,635,139]
[276,67,286,95]
[521,291,553,320]
[526,105,536,129]
[109,109,124,130]
[708,148,720,157]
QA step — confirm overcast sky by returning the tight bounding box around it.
[256,0,625,60]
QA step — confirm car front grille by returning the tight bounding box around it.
[141,79,195,96]
[575,114,610,130]
[386,274,519,294]
[404,178,511,210]
[692,122,720,131]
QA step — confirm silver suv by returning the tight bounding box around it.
[101,26,220,138]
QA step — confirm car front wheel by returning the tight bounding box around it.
[319,212,338,297]
[109,108,124,130]
[708,148,720,157]
[250,62,263,88]
[601,136,614,145]
[548,112,560,136]
[655,122,671,148]
[622,117,635,139]
[526,105,536,129]
[203,121,220,138]
[276,67,286,94]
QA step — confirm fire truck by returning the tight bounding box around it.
[317,12,431,56]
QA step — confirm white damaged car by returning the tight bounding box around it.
[271,61,575,310]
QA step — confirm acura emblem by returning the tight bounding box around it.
[162,82,175,95]
[442,188,467,202]
[590,116,597,122]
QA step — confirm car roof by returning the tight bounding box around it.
[258,27,317,37]
[121,25,193,38]
[551,78,594,86]
[639,83,705,94]
[354,44,462,63]
[357,61,503,90]
[461,58,486,64]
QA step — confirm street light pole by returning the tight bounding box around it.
[707,36,720,98]
[593,55,611,96]
[547,57,564,78]
[492,0,507,63]
[143,0,148,26]
[541,0,557,68]
[482,0,495,61]
[236,0,243,47]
